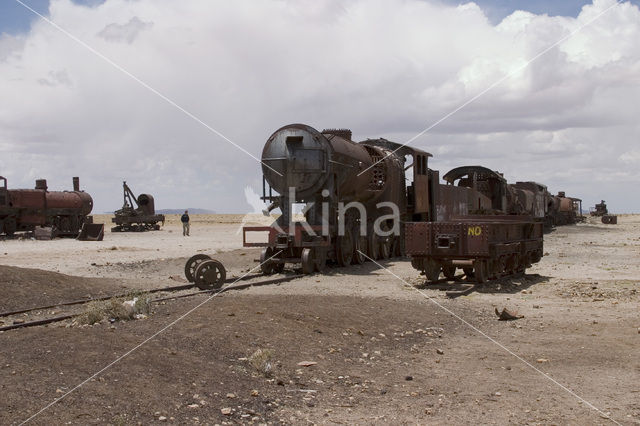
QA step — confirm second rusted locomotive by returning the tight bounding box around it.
[405,166,544,283]
[0,176,94,237]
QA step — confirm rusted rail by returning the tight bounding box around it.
[0,274,303,332]
[0,273,265,319]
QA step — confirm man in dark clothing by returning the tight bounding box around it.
[181,210,190,236]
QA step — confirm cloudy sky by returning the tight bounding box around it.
[1,0,639,213]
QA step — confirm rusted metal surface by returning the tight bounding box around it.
[0,176,94,237]
[601,215,617,224]
[111,181,165,232]
[406,164,545,285]
[78,223,105,241]
[591,200,608,216]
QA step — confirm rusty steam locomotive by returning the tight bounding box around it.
[242,123,552,282]
[0,176,94,237]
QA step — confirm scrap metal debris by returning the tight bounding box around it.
[495,307,524,321]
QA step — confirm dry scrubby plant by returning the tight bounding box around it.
[248,348,274,377]
[76,292,150,325]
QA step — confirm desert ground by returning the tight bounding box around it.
[0,214,639,425]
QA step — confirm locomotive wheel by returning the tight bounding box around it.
[185,254,212,282]
[442,265,456,280]
[336,229,354,267]
[3,217,16,236]
[392,236,403,258]
[314,248,327,272]
[424,259,441,282]
[353,236,367,264]
[367,231,379,261]
[497,256,507,277]
[377,222,392,260]
[378,236,391,259]
[260,247,276,275]
[463,267,474,278]
[473,260,488,284]
[193,259,226,290]
[301,248,315,274]
[353,235,367,264]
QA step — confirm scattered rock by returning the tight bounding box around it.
[220,407,232,415]
[158,416,167,421]
[187,403,199,408]
[536,358,549,363]
[495,308,523,321]
[226,393,236,399]
[436,349,444,355]
[405,375,413,381]
[297,361,317,367]
[13,319,25,325]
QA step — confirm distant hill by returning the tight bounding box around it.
[156,208,217,214]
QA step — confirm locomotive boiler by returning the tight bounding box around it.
[243,123,433,273]
[0,176,94,237]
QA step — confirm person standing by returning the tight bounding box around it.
[181,210,190,236]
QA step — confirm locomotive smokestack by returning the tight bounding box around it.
[73,177,80,192]
[35,179,47,191]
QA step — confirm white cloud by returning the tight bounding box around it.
[0,0,639,213]
[97,16,153,44]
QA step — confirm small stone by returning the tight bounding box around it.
[436,349,444,355]
[405,375,413,381]
[187,403,199,408]
[220,407,232,415]
[495,392,502,396]
[251,389,259,396]
[536,358,549,363]
[297,361,317,367]
[158,416,167,421]
[226,393,236,399]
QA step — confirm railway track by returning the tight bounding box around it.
[0,273,303,332]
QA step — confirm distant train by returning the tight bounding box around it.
[0,177,94,237]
